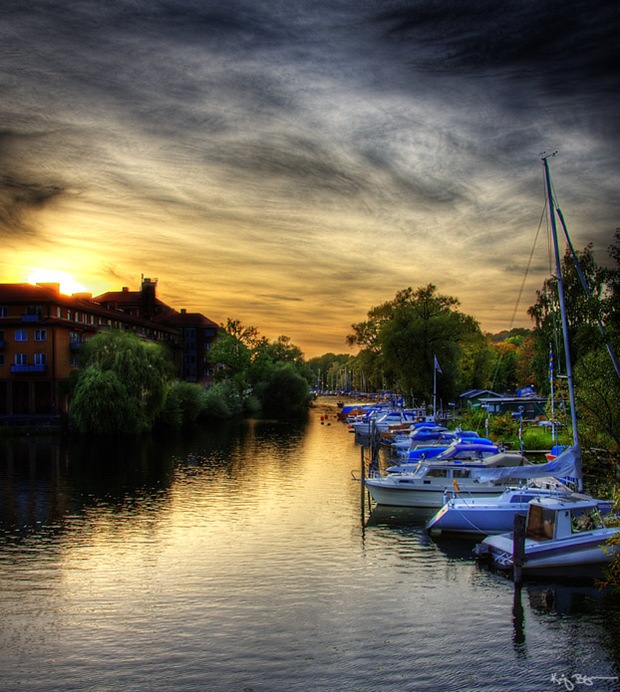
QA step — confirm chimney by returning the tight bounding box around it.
[140,277,158,319]
[180,308,186,314]
[122,287,129,293]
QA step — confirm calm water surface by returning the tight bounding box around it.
[1,399,620,691]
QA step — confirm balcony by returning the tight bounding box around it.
[70,341,82,351]
[21,314,42,322]
[10,364,47,374]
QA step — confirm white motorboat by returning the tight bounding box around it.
[364,452,531,509]
[350,408,420,436]
[475,494,619,577]
[425,445,616,535]
[427,484,614,537]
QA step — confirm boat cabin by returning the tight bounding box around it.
[524,496,604,542]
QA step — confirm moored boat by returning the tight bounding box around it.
[472,155,620,579]
[364,452,531,509]
[475,494,619,578]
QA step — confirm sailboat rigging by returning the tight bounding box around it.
[541,153,582,491]
[473,156,620,578]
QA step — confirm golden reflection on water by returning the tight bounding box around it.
[1,402,620,691]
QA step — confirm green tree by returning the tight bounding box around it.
[69,330,172,434]
[528,244,607,393]
[259,363,312,417]
[159,380,204,428]
[206,319,310,416]
[348,284,488,405]
[575,346,620,451]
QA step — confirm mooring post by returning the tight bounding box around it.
[360,445,366,513]
[513,513,526,585]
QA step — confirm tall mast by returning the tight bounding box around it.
[541,154,582,489]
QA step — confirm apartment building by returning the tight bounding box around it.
[95,278,220,384]
[0,278,219,419]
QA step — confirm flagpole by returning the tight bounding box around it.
[433,363,437,419]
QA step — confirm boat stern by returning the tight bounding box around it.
[475,534,515,571]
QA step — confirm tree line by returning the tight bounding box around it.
[307,231,620,454]
[67,231,620,451]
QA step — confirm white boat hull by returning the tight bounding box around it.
[480,529,620,574]
[365,476,506,509]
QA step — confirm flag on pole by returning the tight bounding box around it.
[434,355,442,374]
[549,344,554,382]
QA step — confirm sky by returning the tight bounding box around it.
[1,0,618,358]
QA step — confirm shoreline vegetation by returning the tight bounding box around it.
[2,233,619,477]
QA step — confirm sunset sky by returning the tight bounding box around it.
[1,1,618,358]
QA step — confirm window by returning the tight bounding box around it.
[34,353,47,366]
[525,505,555,541]
[0,354,4,366]
[427,469,448,478]
[35,329,47,342]
[0,306,7,317]
[14,353,27,365]
[15,329,28,342]
[25,305,42,316]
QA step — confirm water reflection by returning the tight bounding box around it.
[1,405,620,691]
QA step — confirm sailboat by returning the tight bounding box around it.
[475,154,620,577]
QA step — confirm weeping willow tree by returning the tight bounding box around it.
[69,330,173,435]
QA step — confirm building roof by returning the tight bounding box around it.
[0,283,180,335]
[459,389,503,400]
[160,311,219,328]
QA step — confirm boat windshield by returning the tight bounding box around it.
[525,504,555,541]
[426,469,448,478]
[509,494,537,504]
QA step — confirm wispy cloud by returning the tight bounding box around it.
[0,0,618,356]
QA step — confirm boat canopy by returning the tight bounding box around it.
[470,445,580,483]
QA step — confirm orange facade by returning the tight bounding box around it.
[0,281,218,419]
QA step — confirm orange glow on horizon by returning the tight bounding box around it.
[26,268,88,296]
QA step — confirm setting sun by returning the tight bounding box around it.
[27,268,88,296]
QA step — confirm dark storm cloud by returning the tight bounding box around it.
[373,0,618,86]
[0,130,65,238]
[0,0,618,353]
[0,176,63,237]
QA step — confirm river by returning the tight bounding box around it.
[1,398,620,691]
